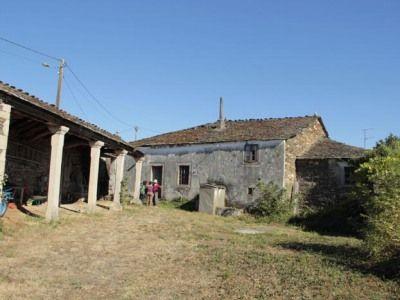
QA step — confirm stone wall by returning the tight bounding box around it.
[284,119,327,195]
[295,158,349,208]
[125,140,285,207]
[5,137,51,198]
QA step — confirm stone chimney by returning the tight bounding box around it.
[219,97,225,129]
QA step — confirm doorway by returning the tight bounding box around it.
[151,165,163,198]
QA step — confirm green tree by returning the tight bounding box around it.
[356,134,400,257]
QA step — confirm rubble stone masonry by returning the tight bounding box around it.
[284,119,327,195]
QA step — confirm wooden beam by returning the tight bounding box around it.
[64,142,89,149]
[30,130,51,142]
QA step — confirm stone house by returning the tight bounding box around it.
[129,105,364,208]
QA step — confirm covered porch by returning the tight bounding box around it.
[0,81,140,221]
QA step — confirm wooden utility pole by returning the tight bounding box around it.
[55,58,65,108]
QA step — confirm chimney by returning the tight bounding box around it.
[219,97,225,129]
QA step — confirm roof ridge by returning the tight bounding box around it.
[226,115,318,123]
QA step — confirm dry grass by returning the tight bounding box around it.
[0,204,398,299]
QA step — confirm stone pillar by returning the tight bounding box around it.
[87,141,104,213]
[133,157,144,201]
[112,149,128,211]
[45,126,69,222]
[0,103,11,196]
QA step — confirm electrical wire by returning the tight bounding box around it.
[65,63,134,127]
[0,47,57,67]
[0,36,61,62]
[64,76,89,119]
[0,36,163,138]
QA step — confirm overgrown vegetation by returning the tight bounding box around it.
[291,134,400,275]
[246,182,292,221]
[355,134,400,259]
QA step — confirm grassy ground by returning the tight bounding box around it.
[0,204,398,299]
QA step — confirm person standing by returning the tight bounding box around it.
[153,179,160,206]
[145,181,154,206]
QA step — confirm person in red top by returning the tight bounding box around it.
[153,179,160,206]
[145,181,154,206]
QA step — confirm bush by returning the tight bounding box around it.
[356,134,400,258]
[246,182,291,221]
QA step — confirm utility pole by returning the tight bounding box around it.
[134,126,139,141]
[55,58,65,108]
[363,128,373,149]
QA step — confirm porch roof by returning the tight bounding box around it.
[0,81,134,153]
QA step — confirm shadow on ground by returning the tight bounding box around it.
[16,203,41,218]
[278,241,400,281]
[287,198,365,238]
[159,196,198,212]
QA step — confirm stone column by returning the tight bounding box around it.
[0,103,11,196]
[133,157,144,201]
[112,149,128,211]
[87,141,104,213]
[45,126,69,222]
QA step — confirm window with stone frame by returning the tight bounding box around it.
[178,165,190,185]
[244,144,259,163]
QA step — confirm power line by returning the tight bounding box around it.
[64,77,88,119]
[0,36,61,62]
[0,36,162,138]
[0,47,57,67]
[65,63,133,127]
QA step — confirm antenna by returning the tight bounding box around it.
[134,126,139,141]
[363,128,374,148]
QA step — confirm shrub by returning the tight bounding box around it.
[356,134,400,258]
[246,182,291,221]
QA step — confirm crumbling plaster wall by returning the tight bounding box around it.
[126,140,285,207]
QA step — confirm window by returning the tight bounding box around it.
[344,167,355,185]
[178,165,190,185]
[248,187,255,195]
[244,144,259,163]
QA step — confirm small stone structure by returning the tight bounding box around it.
[198,183,226,215]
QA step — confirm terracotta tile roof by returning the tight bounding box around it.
[131,116,326,147]
[298,138,365,159]
[0,81,132,149]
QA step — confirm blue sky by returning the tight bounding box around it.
[0,1,399,147]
